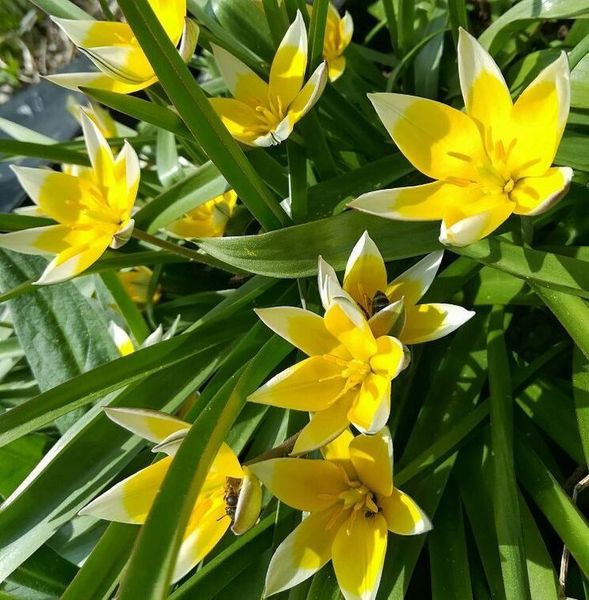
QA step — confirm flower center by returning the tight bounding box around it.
[338,483,380,516]
[341,358,371,389]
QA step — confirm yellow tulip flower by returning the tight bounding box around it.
[47,1,197,94]
[249,298,407,454]
[350,28,572,247]
[81,407,262,582]
[250,428,431,600]
[210,11,328,146]
[0,112,139,285]
[166,190,238,238]
[318,232,475,344]
[117,266,161,306]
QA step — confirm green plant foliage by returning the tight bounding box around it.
[0,1,588,599]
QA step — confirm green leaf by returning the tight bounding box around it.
[572,348,589,465]
[29,0,92,19]
[487,307,531,600]
[0,140,89,166]
[117,0,288,230]
[198,213,440,277]
[0,435,47,499]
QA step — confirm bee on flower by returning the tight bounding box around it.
[0,111,139,285]
[350,28,572,247]
[210,11,328,146]
[318,232,475,344]
[47,0,197,94]
[81,407,262,582]
[250,428,431,600]
[166,190,238,239]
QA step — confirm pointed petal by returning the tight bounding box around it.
[274,61,328,142]
[292,392,355,455]
[324,299,377,362]
[209,97,265,146]
[321,428,356,479]
[114,140,140,215]
[0,225,70,256]
[212,44,269,105]
[231,466,263,535]
[328,56,346,82]
[51,18,134,47]
[36,237,111,284]
[510,51,570,178]
[265,507,344,596]
[349,180,478,222]
[173,489,230,582]
[511,166,573,216]
[149,0,186,45]
[80,109,115,183]
[349,428,393,496]
[254,306,338,356]
[45,71,151,94]
[348,374,390,434]
[269,11,308,109]
[368,299,404,338]
[368,92,486,181]
[209,442,243,480]
[440,200,513,247]
[380,488,432,535]
[80,457,172,523]
[457,27,512,151]
[82,44,153,82]
[103,407,188,444]
[369,335,405,379]
[108,322,135,356]
[386,251,444,305]
[332,512,388,600]
[248,355,347,411]
[318,256,353,311]
[400,303,475,345]
[342,232,388,311]
[249,457,348,512]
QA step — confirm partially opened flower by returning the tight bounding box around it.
[166,190,237,238]
[0,111,139,284]
[250,428,431,600]
[81,407,261,582]
[118,266,161,306]
[319,232,475,344]
[350,28,572,247]
[311,2,353,81]
[210,11,328,146]
[249,298,407,454]
[47,1,197,94]
[109,317,179,356]
[67,99,119,139]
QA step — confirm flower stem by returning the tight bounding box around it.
[245,432,301,465]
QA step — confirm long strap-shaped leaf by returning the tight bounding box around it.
[117,0,288,231]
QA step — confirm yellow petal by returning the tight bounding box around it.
[248,355,347,411]
[248,457,348,512]
[208,442,244,481]
[349,428,393,496]
[367,299,405,339]
[231,466,262,535]
[36,236,111,285]
[83,44,154,83]
[148,0,186,45]
[350,180,480,222]
[113,140,141,217]
[369,336,405,379]
[212,43,269,106]
[400,303,475,345]
[348,373,390,434]
[386,251,443,306]
[321,428,356,479]
[108,322,135,356]
[45,71,153,94]
[440,199,513,247]
[318,255,354,312]
[269,11,308,110]
[0,225,71,256]
[292,392,355,455]
[324,299,377,363]
[328,56,346,82]
[79,457,172,523]
[342,232,388,312]
[52,18,134,47]
[80,110,115,186]
[265,507,345,596]
[509,52,570,178]
[209,97,268,146]
[368,92,487,181]
[457,28,513,155]
[103,407,188,444]
[255,306,339,356]
[332,512,388,600]
[380,488,432,535]
[173,489,230,582]
[275,61,328,143]
[511,166,573,216]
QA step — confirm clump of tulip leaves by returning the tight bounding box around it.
[0,1,588,599]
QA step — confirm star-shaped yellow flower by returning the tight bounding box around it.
[81,407,261,582]
[0,111,139,284]
[47,1,197,94]
[318,232,475,344]
[210,11,328,146]
[316,2,354,82]
[249,298,407,454]
[166,190,237,238]
[350,28,572,247]
[250,428,431,600]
